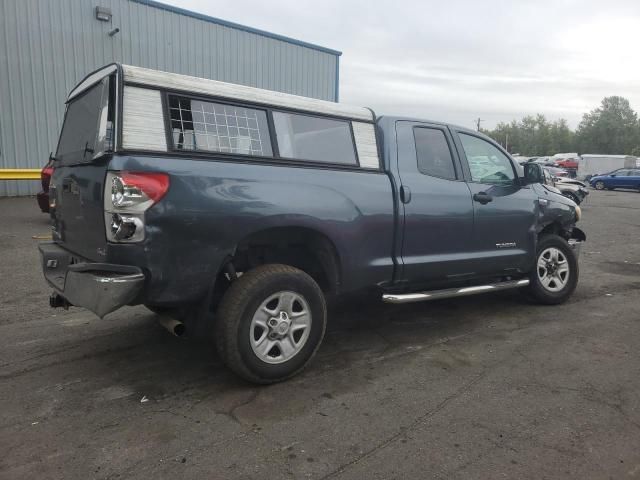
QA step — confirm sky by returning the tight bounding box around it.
[162,0,640,130]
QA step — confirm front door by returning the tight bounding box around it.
[395,121,475,284]
[452,130,537,276]
[611,169,633,188]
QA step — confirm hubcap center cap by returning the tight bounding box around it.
[268,311,291,337]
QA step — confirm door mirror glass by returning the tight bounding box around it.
[523,163,544,185]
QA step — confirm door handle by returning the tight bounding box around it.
[473,192,493,205]
[400,185,412,204]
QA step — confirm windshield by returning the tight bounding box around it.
[56,77,113,165]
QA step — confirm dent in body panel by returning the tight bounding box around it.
[106,154,395,302]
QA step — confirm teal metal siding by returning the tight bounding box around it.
[0,0,340,196]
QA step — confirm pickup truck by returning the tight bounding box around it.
[40,64,585,383]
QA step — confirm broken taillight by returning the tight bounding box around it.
[104,171,170,242]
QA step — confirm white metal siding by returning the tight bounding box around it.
[0,0,339,196]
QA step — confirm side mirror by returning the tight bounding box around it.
[523,163,544,185]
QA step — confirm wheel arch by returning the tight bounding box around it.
[226,226,342,295]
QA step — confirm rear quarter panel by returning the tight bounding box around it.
[107,155,395,303]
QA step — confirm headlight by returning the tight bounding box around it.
[574,205,581,222]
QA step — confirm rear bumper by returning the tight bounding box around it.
[38,242,145,318]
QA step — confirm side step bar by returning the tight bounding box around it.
[382,279,530,304]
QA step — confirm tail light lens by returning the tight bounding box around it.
[41,166,53,191]
[104,171,169,242]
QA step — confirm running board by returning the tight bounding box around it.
[382,279,530,304]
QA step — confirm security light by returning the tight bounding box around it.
[95,6,112,22]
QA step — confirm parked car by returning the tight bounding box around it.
[545,166,569,178]
[555,177,588,188]
[589,168,640,190]
[36,157,54,213]
[551,153,580,170]
[39,64,586,384]
[543,168,588,204]
[533,157,557,167]
[554,158,579,170]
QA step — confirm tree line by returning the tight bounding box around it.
[483,96,640,157]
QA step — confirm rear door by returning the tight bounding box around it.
[395,121,475,283]
[51,75,115,261]
[629,169,640,189]
[614,169,633,188]
[451,130,537,276]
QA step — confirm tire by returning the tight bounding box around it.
[594,181,605,190]
[524,234,578,305]
[215,264,327,384]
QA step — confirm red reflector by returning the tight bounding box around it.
[120,172,170,203]
[42,167,54,178]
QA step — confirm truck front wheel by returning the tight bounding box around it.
[215,264,327,384]
[524,234,578,305]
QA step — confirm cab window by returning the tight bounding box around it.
[459,133,515,185]
[413,127,457,180]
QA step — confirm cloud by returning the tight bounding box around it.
[163,0,640,128]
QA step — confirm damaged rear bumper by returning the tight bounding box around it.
[38,242,145,318]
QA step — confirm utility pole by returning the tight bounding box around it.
[475,117,483,131]
[505,132,509,152]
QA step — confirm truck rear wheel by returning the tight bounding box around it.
[215,264,327,384]
[524,234,578,305]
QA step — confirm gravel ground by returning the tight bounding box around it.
[1,190,639,479]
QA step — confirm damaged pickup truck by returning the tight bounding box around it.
[40,64,585,383]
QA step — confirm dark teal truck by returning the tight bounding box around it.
[40,64,585,383]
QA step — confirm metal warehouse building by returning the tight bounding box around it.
[0,0,341,196]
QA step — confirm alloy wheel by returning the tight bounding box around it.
[249,291,312,364]
[537,247,570,292]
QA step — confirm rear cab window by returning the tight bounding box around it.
[56,76,114,165]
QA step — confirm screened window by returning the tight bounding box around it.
[169,96,272,156]
[414,128,456,180]
[459,133,515,185]
[273,112,357,164]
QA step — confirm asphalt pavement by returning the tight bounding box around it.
[1,190,639,479]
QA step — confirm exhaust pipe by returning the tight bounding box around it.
[157,315,186,337]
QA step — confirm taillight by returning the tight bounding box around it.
[104,171,170,242]
[41,167,53,191]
